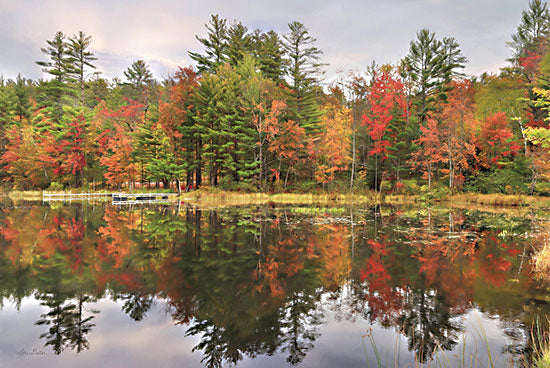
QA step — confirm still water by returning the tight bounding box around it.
[0,200,548,367]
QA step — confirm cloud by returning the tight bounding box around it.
[0,0,529,81]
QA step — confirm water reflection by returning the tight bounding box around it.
[0,202,548,367]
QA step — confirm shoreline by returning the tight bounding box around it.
[5,189,550,208]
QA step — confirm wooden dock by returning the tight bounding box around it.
[43,192,178,204]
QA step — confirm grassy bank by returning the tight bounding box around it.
[7,189,550,208]
[180,189,383,206]
[448,193,550,207]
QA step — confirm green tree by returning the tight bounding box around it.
[189,14,229,74]
[252,30,285,83]
[158,67,201,189]
[35,31,73,121]
[442,37,468,79]
[36,31,70,82]
[282,21,324,135]
[66,31,98,105]
[195,61,258,186]
[123,60,154,102]
[14,74,31,122]
[226,21,252,67]
[0,80,17,126]
[401,29,466,123]
[508,0,550,64]
[0,81,17,165]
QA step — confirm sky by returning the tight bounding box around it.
[0,0,533,83]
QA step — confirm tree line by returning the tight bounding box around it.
[2,1,550,194]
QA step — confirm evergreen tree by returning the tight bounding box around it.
[282,21,324,135]
[226,21,252,67]
[133,113,159,185]
[234,56,264,182]
[14,74,31,122]
[189,14,229,74]
[0,80,17,126]
[36,31,73,121]
[195,63,254,185]
[158,67,201,188]
[442,37,468,79]
[123,60,154,102]
[145,125,184,190]
[0,81,17,165]
[124,60,153,89]
[36,31,70,82]
[66,31,98,105]
[401,29,465,123]
[508,0,550,64]
[83,76,109,108]
[252,30,285,83]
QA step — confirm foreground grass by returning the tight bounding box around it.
[448,193,550,207]
[363,314,550,368]
[534,245,550,284]
[180,188,384,206]
[7,189,550,208]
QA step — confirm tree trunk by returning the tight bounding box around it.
[284,165,291,190]
[374,154,378,192]
[350,107,356,192]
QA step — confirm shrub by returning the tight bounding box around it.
[47,182,64,192]
[465,156,532,194]
[218,177,257,192]
[535,182,550,197]
[402,179,419,195]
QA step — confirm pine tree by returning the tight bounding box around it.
[401,29,465,124]
[282,21,324,135]
[226,21,252,67]
[442,37,468,79]
[234,56,265,182]
[194,63,254,185]
[252,30,285,83]
[158,67,201,188]
[124,60,153,92]
[0,80,17,126]
[189,14,229,74]
[36,31,73,121]
[508,0,550,64]
[14,74,31,122]
[66,31,98,105]
[145,125,184,190]
[0,81,17,164]
[36,31,70,82]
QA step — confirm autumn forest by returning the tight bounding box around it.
[2,2,550,196]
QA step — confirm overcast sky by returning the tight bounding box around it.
[0,0,532,82]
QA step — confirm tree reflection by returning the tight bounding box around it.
[397,289,461,362]
[0,202,547,364]
[35,293,98,354]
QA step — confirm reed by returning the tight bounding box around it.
[360,313,542,368]
[449,193,526,207]
[533,244,550,284]
[180,189,382,207]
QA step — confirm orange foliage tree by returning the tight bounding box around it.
[313,94,352,185]
[440,80,478,189]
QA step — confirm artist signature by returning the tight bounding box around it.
[16,348,46,356]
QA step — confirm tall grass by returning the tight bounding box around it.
[533,244,550,284]
[450,193,525,207]
[180,189,383,207]
[531,318,550,368]
[450,193,550,208]
[360,313,549,368]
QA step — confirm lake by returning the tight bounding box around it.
[0,200,548,367]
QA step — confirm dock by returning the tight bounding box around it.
[43,192,178,204]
